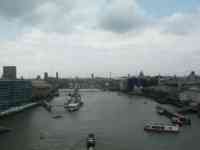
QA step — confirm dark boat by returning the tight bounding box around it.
[0,126,12,134]
[156,106,166,115]
[52,115,63,119]
[87,133,96,150]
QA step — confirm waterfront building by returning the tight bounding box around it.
[0,80,32,111]
[2,66,17,80]
[31,80,52,100]
[119,78,128,91]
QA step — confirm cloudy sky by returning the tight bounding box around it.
[0,0,200,78]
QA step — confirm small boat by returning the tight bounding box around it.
[144,123,179,133]
[0,126,12,134]
[86,133,96,150]
[52,115,63,119]
[171,117,183,126]
[39,132,46,140]
[156,106,166,115]
[65,102,80,112]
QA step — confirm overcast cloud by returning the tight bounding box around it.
[0,0,200,78]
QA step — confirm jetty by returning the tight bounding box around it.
[0,102,38,117]
[156,106,191,125]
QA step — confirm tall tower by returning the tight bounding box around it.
[44,72,48,80]
[91,73,94,79]
[56,72,59,80]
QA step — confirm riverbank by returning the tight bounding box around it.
[120,88,200,117]
[0,88,60,118]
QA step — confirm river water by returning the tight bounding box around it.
[0,90,200,150]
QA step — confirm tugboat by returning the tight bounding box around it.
[86,133,96,150]
[64,87,83,112]
[144,123,180,133]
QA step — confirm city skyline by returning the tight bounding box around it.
[0,0,200,77]
[0,66,199,79]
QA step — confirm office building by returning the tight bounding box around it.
[31,80,52,100]
[2,66,17,80]
[0,80,32,111]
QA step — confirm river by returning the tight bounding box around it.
[0,90,200,150]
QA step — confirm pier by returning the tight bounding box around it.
[0,102,39,117]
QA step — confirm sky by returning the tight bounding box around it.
[0,0,200,78]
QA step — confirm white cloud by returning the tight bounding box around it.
[159,9,200,35]
[99,0,147,33]
[0,0,200,77]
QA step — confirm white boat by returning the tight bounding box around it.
[65,102,80,112]
[144,123,179,133]
[64,87,83,112]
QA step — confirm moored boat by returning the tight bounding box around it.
[144,123,179,133]
[173,113,191,125]
[155,106,191,125]
[171,117,183,126]
[65,102,80,112]
[64,87,83,112]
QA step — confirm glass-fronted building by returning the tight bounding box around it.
[0,80,32,111]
